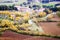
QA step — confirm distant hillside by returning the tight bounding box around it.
[0,0,27,6]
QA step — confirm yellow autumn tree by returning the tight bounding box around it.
[39,12,46,17]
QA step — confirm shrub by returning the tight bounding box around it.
[57,11,60,17]
[56,7,60,11]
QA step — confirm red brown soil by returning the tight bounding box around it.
[0,30,60,40]
[51,15,60,21]
[39,22,60,35]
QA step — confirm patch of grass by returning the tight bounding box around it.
[0,32,3,36]
[57,23,60,27]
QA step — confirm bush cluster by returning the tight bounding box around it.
[0,5,18,11]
